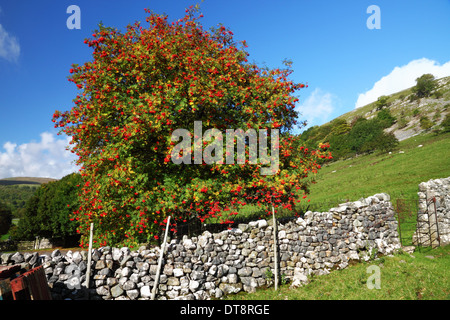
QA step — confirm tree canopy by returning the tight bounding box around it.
[413,73,436,98]
[0,201,13,236]
[300,110,398,161]
[11,173,81,242]
[53,7,330,248]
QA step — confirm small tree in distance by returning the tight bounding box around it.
[53,6,330,248]
[375,95,389,110]
[413,73,436,98]
[11,173,81,243]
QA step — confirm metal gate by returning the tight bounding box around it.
[424,196,441,249]
[394,198,418,247]
[413,196,441,249]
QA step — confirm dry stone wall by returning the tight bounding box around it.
[1,193,401,300]
[16,238,53,251]
[413,177,450,247]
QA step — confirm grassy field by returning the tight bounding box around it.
[223,245,450,300]
[230,131,450,245]
[306,131,450,207]
[219,131,450,301]
[300,131,450,245]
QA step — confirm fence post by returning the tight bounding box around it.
[34,236,39,250]
[85,223,94,289]
[151,216,171,300]
[272,205,278,291]
[395,199,403,247]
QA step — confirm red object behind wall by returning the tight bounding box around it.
[7,265,52,300]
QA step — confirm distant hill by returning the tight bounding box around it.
[0,177,58,217]
[0,177,58,186]
[299,75,450,161]
[332,75,450,141]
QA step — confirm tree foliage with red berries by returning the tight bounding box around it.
[53,7,331,248]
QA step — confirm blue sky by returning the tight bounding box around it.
[0,0,449,179]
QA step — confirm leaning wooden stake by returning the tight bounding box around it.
[85,223,94,289]
[272,205,278,291]
[151,216,171,300]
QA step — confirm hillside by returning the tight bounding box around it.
[300,130,450,247]
[0,177,57,218]
[334,75,450,141]
[298,75,450,164]
[306,131,450,204]
[0,177,57,186]
[273,75,450,245]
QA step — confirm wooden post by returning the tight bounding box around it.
[85,223,94,289]
[272,205,278,291]
[151,216,171,300]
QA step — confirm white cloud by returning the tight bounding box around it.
[0,132,79,179]
[0,23,20,62]
[355,58,450,109]
[296,88,335,129]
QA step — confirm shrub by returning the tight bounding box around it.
[433,90,444,99]
[441,113,450,133]
[413,74,436,98]
[420,116,434,130]
[433,110,441,121]
[330,119,351,136]
[12,173,81,242]
[397,117,409,129]
[347,118,382,153]
[376,108,396,128]
[375,95,389,110]
[376,132,399,153]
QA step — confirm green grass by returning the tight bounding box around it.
[307,131,450,206]
[218,131,450,301]
[300,131,450,246]
[223,245,450,300]
[207,131,450,247]
[1,219,20,241]
[225,132,449,241]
